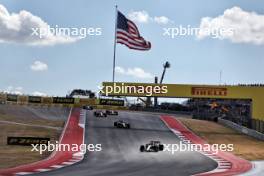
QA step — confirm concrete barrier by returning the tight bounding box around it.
[218,118,264,141]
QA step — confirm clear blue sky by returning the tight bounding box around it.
[0,0,264,96]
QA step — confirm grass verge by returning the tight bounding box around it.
[177,117,264,161]
[0,115,64,169]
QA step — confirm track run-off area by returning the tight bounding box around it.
[35,110,218,176]
[0,109,257,176]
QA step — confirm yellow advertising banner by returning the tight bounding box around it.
[18,96,28,103]
[42,97,53,104]
[0,93,6,101]
[79,98,97,105]
[102,82,264,120]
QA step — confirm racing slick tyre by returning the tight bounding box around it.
[140,145,145,152]
[127,124,130,129]
[159,144,164,151]
[153,146,159,152]
[114,122,117,127]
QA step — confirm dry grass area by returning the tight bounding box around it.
[0,114,65,169]
[177,117,264,161]
[0,113,64,127]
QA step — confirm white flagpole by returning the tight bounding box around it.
[112,5,118,82]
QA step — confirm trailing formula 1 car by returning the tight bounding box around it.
[114,120,130,129]
[82,105,93,110]
[94,111,107,117]
[140,141,164,152]
[105,110,118,115]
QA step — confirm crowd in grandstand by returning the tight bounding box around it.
[188,98,251,127]
[238,84,264,87]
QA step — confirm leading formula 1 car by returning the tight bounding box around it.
[105,110,118,115]
[114,120,130,129]
[140,141,164,152]
[94,110,107,117]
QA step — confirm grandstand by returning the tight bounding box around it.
[188,98,251,126]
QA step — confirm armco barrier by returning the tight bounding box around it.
[160,115,252,176]
[0,108,86,176]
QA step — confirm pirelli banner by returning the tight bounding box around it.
[53,97,75,104]
[99,98,124,106]
[191,87,227,97]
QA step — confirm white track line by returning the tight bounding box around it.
[160,117,232,175]
[13,108,87,176]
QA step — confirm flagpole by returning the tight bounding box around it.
[112,5,118,82]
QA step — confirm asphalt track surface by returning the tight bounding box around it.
[35,111,217,176]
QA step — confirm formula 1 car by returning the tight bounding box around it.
[114,120,130,129]
[140,141,164,152]
[94,111,107,117]
[82,105,93,110]
[105,110,118,115]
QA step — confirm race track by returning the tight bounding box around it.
[36,111,217,176]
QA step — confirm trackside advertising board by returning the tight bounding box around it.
[53,97,75,104]
[99,99,124,106]
[7,137,50,146]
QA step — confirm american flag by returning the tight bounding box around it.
[116,11,151,51]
